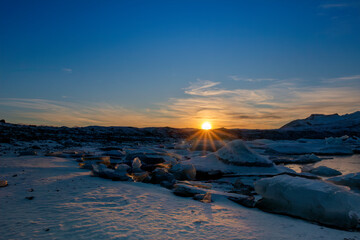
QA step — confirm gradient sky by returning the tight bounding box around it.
[1,0,360,129]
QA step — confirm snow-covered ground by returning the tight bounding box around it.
[1,155,359,240]
[1,136,360,239]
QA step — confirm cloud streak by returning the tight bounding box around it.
[0,98,162,127]
[229,75,276,82]
[156,79,360,128]
[319,3,349,9]
[1,77,360,129]
[62,68,73,73]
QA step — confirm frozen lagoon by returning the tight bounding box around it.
[286,154,360,175]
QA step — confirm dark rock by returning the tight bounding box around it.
[25,196,34,200]
[126,153,165,165]
[12,174,17,177]
[140,164,158,172]
[160,180,176,189]
[92,164,132,181]
[193,193,212,203]
[0,180,8,187]
[170,164,196,180]
[196,170,223,180]
[99,147,122,151]
[232,179,255,195]
[150,168,176,184]
[228,196,256,208]
[129,171,151,183]
[173,183,207,197]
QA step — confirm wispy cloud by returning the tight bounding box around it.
[229,75,276,82]
[1,77,360,129]
[155,79,360,129]
[62,68,73,73]
[184,79,226,96]
[0,98,162,127]
[323,74,360,83]
[319,3,349,9]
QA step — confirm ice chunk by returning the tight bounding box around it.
[265,143,312,155]
[307,166,342,177]
[295,154,321,163]
[314,146,353,155]
[215,140,273,167]
[254,175,360,230]
[325,137,344,145]
[328,172,360,190]
[272,154,321,164]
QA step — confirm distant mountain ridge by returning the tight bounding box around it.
[280,111,360,132]
[1,111,360,143]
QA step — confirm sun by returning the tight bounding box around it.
[201,122,212,130]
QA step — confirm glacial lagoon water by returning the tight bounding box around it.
[287,154,360,175]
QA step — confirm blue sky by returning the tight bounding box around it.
[1,0,360,128]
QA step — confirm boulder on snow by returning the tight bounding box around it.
[132,157,142,170]
[328,172,360,190]
[129,171,151,183]
[228,196,256,208]
[254,175,360,230]
[173,183,208,197]
[169,164,196,180]
[125,152,167,165]
[196,169,223,180]
[193,193,212,203]
[307,166,342,177]
[160,180,176,189]
[150,168,176,184]
[0,180,8,187]
[114,164,131,172]
[232,179,255,195]
[215,140,273,167]
[92,164,132,181]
